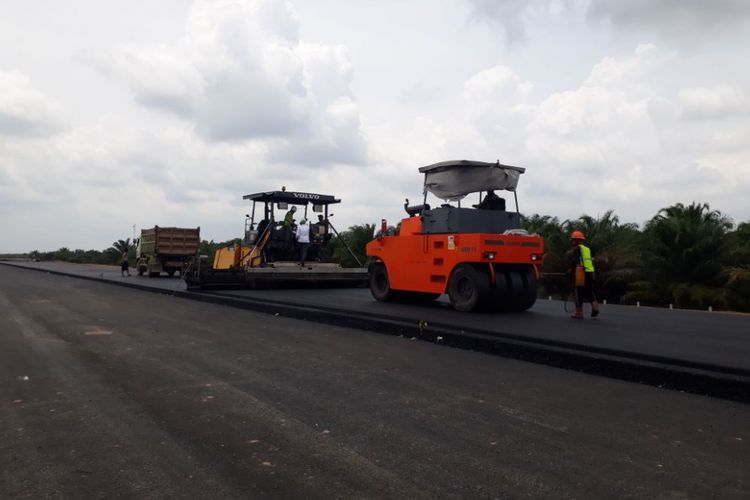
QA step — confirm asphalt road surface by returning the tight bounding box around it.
[1,265,749,499]
[9,261,750,375]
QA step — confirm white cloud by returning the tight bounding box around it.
[98,43,204,116]
[470,0,750,48]
[463,66,532,106]
[460,66,534,156]
[0,111,276,250]
[678,85,750,120]
[587,0,750,40]
[399,43,750,223]
[0,1,372,252]
[0,70,65,137]
[91,0,367,165]
[467,0,576,43]
[2,0,750,253]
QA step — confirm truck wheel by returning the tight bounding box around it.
[448,264,490,312]
[370,262,393,301]
[148,271,160,278]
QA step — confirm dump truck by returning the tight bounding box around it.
[366,160,544,312]
[184,190,368,289]
[136,226,200,277]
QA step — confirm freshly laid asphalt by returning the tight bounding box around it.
[1,264,748,499]
[4,261,750,397]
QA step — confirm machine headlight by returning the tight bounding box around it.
[484,251,496,260]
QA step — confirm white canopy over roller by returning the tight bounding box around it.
[419,160,525,201]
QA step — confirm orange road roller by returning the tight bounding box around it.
[366,160,544,312]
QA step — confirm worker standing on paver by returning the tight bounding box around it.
[568,231,600,319]
[283,206,297,227]
[296,219,310,266]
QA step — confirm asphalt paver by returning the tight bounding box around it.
[1,265,748,499]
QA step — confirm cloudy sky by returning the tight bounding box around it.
[1,0,749,252]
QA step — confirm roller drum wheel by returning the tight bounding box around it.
[448,264,491,312]
[370,262,393,302]
[517,267,538,311]
[489,270,512,312]
[504,267,538,312]
[506,270,526,311]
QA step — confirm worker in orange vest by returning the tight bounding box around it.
[568,231,600,319]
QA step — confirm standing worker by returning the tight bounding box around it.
[121,251,131,277]
[296,219,310,266]
[283,206,297,226]
[568,231,600,319]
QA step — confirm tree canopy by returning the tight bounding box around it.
[523,202,748,311]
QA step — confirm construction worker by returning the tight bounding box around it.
[568,230,600,319]
[310,214,324,243]
[296,219,310,266]
[120,251,131,277]
[283,206,297,226]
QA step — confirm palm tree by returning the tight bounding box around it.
[522,214,569,298]
[106,238,133,264]
[627,202,733,308]
[109,238,132,254]
[721,222,750,311]
[328,224,375,267]
[522,214,567,254]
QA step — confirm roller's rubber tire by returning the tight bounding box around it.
[488,269,512,311]
[506,270,526,311]
[505,267,538,312]
[370,262,393,301]
[516,267,538,311]
[487,267,538,312]
[448,264,491,312]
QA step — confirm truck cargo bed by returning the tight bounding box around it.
[140,226,200,256]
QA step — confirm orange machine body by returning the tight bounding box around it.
[366,215,543,294]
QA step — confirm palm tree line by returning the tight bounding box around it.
[523,203,750,311]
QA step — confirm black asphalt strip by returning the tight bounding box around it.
[2,262,748,404]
